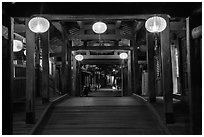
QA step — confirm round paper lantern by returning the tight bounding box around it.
[75,54,84,61]
[28,17,50,33]
[92,22,107,34]
[119,52,128,59]
[145,16,167,33]
[13,40,23,52]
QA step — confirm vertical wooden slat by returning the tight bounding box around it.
[41,31,50,103]
[160,15,174,123]
[25,18,36,124]
[146,32,156,102]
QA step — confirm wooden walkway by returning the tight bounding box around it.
[36,95,167,135]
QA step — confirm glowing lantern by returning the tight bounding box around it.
[75,54,84,61]
[28,17,50,33]
[13,40,23,52]
[119,52,128,59]
[145,16,167,33]
[92,22,107,34]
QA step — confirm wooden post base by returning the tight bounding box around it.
[26,112,35,124]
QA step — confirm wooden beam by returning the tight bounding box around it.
[80,59,122,65]
[147,32,156,102]
[160,15,174,124]
[68,34,133,40]
[83,55,121,59]
[41,31,50,104]
[35,14,154,21]
[71,46,133,51]
[25,18,35,124]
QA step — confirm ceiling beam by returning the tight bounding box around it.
[68,34,133,40]
[35,14,157,21]
[80,59,122,65]
[83,55,121,59]
[71,46,133,51]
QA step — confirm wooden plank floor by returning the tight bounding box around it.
[36,95,166,135]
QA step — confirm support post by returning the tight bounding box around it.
[2,16,13,134]
[127,51,132,96]
[25,18,35,124]
[160,15,174,123]
[61,36,68,94]
[146,32,156,102]
[67,41,72,94]
[35,34,41,97]
[131,39,140,94]
[72,55,77,96]
[41,31,50,104]
[186,14,202,134]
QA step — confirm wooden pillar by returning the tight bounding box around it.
[186,13,202,134]
[61,39,68,94]
[35,34,41,97]
[72,55,77,96]
[160,15,174,123]
[25,18,36,124]
[2,16,13,134]
[127,51,132,96]
[131,39,140,94]
[146,32,156,102]
[67,41,72,94]
[123,61,128,96]
[76,61,82,96]
[121,60,124,96]
[41,31,50,104]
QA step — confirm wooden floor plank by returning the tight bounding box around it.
[36,93,166,135]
